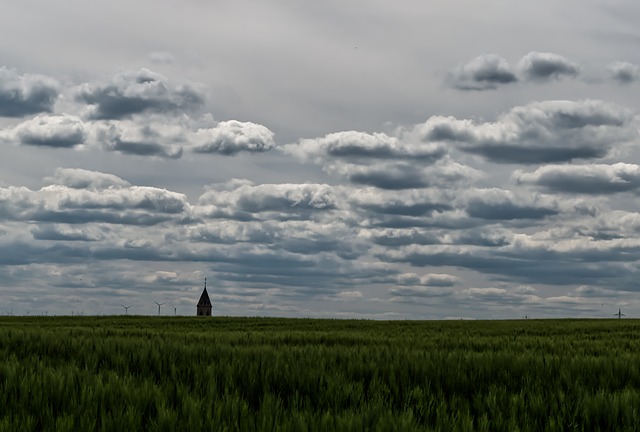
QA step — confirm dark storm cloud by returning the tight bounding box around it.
[608,61,640,84]
[0,67,59,117]
[517,52,580,82]
[421,100,635,164]
[446,54,518,90]
[192,120,275,155]
[1,114,87,148]
[513,163,640,194]
[76,68,204,120]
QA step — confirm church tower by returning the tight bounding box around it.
[196,277,212,316]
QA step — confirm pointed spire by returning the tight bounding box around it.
[197,277,212,307]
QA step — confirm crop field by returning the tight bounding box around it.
[1,317,640,431]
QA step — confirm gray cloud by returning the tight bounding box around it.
[284,127,477,188]
[389,286,454,298]
[466,200,558,220]
[45,168,131,190]
[608,61,640,84]
[446,54,518,91]
[184,219,362,259]
[378,243,633,286]
[389,272,459,298]
[285,130,446,163]
[110,138,183,159]
[464,189,559,220]
[394,272,458,287]
[361,228,441,247]
[1,114,87,148]
[341,161,477,190]
[186,221,275,245]
[95,120,184,159]
[192,120,275,155]
[513,163,640,194]
[350,188,452,217]
[197,180,339,221]
[148,51,175,65]
[75,68,204,120]
[0,171,190,226]
[517,51,580,82]
[31,225,102,242]
[0,67,59,117]
[420,100,636,164]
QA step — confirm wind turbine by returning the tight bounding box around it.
[121,305,132,315]
[172,305,177,316]
[155,301,164,315]
[615,309,625,319]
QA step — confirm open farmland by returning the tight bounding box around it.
[1,317,640,431]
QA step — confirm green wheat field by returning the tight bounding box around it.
[1,317,640,431]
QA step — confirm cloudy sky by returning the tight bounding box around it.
[2,0,640,318]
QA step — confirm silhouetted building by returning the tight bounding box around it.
[197,278,212,316]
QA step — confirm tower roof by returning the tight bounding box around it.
[197,278,212,307]
[197,288,212,307]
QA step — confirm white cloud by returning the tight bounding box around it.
[192,120,275,155]
[420,100,636,164]
[0,114,87,148]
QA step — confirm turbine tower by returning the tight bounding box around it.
[615,309,625,319]
[155,301,164,316]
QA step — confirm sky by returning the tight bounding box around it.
[2,0,640,318]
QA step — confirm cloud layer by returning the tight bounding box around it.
[447,52,581,91]
[2,3,640,319]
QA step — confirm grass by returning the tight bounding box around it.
[1,317,640,430]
